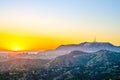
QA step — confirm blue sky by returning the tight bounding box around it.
[0,0,120,50]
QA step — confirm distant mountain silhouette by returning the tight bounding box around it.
[56,42,120,52]
[36,42,120,59]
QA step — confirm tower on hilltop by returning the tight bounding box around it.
[93,36,96,42]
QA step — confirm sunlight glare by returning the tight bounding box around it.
[14,46,19,51]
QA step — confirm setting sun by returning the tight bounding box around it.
[13,46,20,51]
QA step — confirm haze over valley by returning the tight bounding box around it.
[0,0,120,80]
[0,42,120,80]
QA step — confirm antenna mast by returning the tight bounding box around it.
[94,36,96,42]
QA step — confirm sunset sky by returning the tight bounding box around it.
[0,0,120,51]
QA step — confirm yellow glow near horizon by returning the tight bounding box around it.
[0,32,120,51]
[0,0,120,51]
[13,46,19,51]
[0,33,75,51]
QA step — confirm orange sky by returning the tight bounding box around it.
[0,32,119,51]
[0,0,120,51]
[0,32,76,51]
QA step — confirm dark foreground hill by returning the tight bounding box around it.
[0,50,120,80]
[48,50,120,68]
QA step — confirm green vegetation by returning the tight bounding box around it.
[0,63,120,80]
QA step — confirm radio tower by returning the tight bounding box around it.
[94,36,96,42]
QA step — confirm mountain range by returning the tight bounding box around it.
[48,50,120,68]
[0,42,120,80]
[0,42,120,70]
[24,42,120,59]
